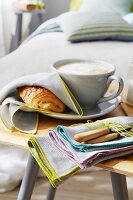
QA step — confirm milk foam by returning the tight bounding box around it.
[58,62,109,75]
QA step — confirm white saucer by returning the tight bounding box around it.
[44,97,119,120]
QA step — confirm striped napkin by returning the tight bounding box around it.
[27,116,133,187]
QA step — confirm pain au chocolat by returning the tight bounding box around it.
[18,86,66,113]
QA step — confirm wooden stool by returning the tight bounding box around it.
[9,7,45,53]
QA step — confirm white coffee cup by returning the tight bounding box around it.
[51,59,124,109]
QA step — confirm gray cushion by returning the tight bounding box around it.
[59,11,133,42]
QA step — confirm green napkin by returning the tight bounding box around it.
[28,136,79,187]
[0,73,82,133]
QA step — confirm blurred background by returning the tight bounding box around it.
[0,0,70,56]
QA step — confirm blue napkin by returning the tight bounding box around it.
[56,116,133,152]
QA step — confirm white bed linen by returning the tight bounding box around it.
[0,145,27,192]
[0,32,133,192]
[0,32,133,88]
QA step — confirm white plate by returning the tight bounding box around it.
[44,98,119,120]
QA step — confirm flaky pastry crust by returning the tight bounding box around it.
[18,86,66,113]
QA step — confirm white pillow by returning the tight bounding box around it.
[80,0,133,16]
[123,13,133,24]
[58,11,91,38]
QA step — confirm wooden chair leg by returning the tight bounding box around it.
[110,172,129,200]
[17,154,39,200]
[17,154,57,200]
[46,184,56,200]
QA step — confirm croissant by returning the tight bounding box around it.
[18,86,66,113]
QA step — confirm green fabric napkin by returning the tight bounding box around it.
[0,73,82,134]
[28,136,80,187]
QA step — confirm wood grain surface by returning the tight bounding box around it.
[0,105,124,149]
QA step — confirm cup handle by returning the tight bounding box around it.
[98,75,124,103]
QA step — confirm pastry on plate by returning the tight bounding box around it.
[18,86,66,113]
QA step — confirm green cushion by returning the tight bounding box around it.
[70,0,133,14]
[69,0,83,11]
[131,3,133,12]
[59,11,133,42]
[80,0,133,15]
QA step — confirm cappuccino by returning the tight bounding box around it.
[58,62,109,75]
[52,59,123,108]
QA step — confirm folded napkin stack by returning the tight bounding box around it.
[28,116,133,187]
[0,72,82,133]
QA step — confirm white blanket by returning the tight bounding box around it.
[0,145,27,192]
[0,32,133,89]
[0,29,133,191]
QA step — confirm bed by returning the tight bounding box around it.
[0,31,133,90]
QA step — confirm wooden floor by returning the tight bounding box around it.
[0,167,133,200]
